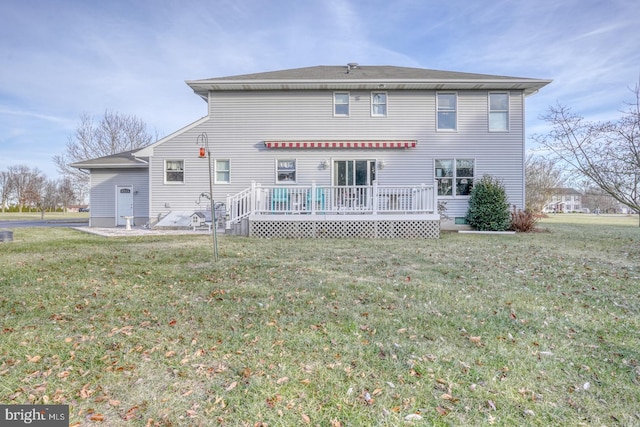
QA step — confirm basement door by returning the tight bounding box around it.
[116,185,134,226]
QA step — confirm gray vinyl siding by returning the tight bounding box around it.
[89,168,149,227]
[148,89,526,221]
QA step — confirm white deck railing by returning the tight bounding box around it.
[226,181,437,228]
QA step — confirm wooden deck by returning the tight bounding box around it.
[226,182,440,238]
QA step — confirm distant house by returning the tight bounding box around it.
[544,188,583,213]
[72,64,551,237]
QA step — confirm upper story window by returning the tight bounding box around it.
[215,159,230,184]
[276,159,296,183]
[165,160,184,184]
[489,92,509,131]
[334,92,350,116]
[371,92,387,116]
[437,92,457,131]
[435,158,474,196]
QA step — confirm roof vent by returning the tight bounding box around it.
[346,63,359,73]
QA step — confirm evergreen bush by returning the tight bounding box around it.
[465,175,511,231]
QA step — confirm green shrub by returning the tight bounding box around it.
[465,175,511,231]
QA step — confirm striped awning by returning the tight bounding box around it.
[264,140,417,149]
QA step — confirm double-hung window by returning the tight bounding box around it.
[435,159,474,196]
[371,92,387,116]
[215,159,230,184]
[437,92,457,131]
[276,159,296,183]
[165,160,184,183]
[489,92,509,131]
[334,92,350,116]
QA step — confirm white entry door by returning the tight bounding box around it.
[116,186,134,226]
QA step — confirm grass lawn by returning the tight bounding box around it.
[0,211,89,221]
[1,215,638,426]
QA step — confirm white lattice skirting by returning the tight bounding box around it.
[248,215,440,239]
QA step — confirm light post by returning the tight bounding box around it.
[197,132,219,262]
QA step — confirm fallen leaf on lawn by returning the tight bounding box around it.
[165,351,176,358]
[487,400,497,411]
[89,413,105,421]
[276,377,289,385]
[123,406,139,421]
[79,384,94,399]
[469,336,482,345]
[435,406,449,416]
[301,414,311,423]
[27,355,42,363]
[108,399,120,407]
[226,381,238,391]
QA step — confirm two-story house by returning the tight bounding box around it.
[72,64,551,238]
[544,188,583,213]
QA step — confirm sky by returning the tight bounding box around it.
[1,0,638,179]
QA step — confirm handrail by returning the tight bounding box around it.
[226,181,437,226]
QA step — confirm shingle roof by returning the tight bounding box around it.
[186,64,551,98]
[71,149,149,169]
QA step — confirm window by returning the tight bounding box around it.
[435,159,474,196]
[276,159,296,183]
[371,92,387,116]
[165,160,184,183]
[334,92,349,116]
[215,159,230,184]
[489,92,509,131]
[437,92,457,130]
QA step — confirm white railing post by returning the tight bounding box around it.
[250,181,257,215]
[311,181,316,215]
[433,181,438,213]
[372,180,378,214]
[225,193,232,229]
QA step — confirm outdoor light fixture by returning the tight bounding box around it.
[196,132,219,262]
[378,160,386,170]
[321,160,329,170]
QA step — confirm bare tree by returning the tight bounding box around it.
[0,170,12,212]
[53,110,156,196]
[7,165,36,211]
[57,177,76,212]
[533,81,640,225]
[525,153,564,213]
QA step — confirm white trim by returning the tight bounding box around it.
[434,157,475,198]
[488,92,510,132]
[135,116,209,158]
[164,159,185,184]
[276,158,297,184]
[436,92,457,131]
[214,159,230,184]
[333,91,350,117]
[371,91,387,117]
